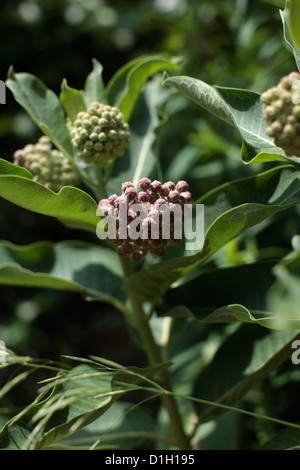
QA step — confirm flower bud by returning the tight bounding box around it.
[261,71,300,157]
[70,102,130,166]
[13,136,80,192]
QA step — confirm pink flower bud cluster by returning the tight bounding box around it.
[98,178,192,262]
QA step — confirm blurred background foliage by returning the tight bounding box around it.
[1,0,300,449]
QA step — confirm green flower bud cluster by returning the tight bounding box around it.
[13,136,80,192]
[261,71,300,157]
[70,102,130,166]
[99,178,192,263]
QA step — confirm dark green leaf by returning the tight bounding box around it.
[6,67,74,160]
[0,240,125,309]
[193,326,300,422]
[0,176,99,233]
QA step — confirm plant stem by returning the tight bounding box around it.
[94,165,107,201]
[120,256,191,450]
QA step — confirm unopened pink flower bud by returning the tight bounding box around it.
[151,180,162,193]
[168,190,180,202]
[139,177,151,191]
[164,181,175,191]
[131,251,144,263]
[138,191,150,202]
[122,181,134,192]
[149,193,159,204]
[180,191,192,203]
[124,186,138,202]
[176,180,189,192]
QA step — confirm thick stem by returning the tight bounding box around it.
[120,256,191,450]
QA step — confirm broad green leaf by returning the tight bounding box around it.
[124,165,300,302]
[0,175,99,233]
[159,261,282,328]
[0,365,115,450]
[6,67,74,160]
[0,240,125,310]
[106,54,180,121]
[287,0,300,49]
[0,158,32,179]
[193,326,300,422]
[83,58,107,106]
[282,1,300,68]
[163,75,300,166]
[116,56,180,122]
[60,78,86,123]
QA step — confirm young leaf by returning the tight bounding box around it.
[60,78,86,123]
[6,67,74,160]
[106,54,180,122]
[163,75,300,166]
[83,58,107,106]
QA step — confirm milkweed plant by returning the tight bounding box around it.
[1,1,300,451]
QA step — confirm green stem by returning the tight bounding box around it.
[120,256,191,450]
[94,165,107,200]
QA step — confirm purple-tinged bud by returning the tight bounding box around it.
[150,245,166,257]
[168,190,180,202]
[108,194,118,205]
[131,251,144,263]
[180,191,192,203]
[151,180,162,193]
[168,236,181,246]
[150,239,163,248]
[176,180,189,192]
[114,195,127,208]
[154,198,167,209]
[124,186,138,202]
[139,177,151,191]
[99,198,109,206]
[160,184,169,197]
[113,238,123,246]
[138,191,150,203]
[122,181,134,192]
[164,181,175,191]
[117,246,127,257]
[149,193,159,204]
[122,241,134,255]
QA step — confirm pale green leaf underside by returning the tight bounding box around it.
[163,75,300,166]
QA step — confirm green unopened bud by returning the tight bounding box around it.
[70,102,130,166]
[261,71,300,157]
[13,136,80,192]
